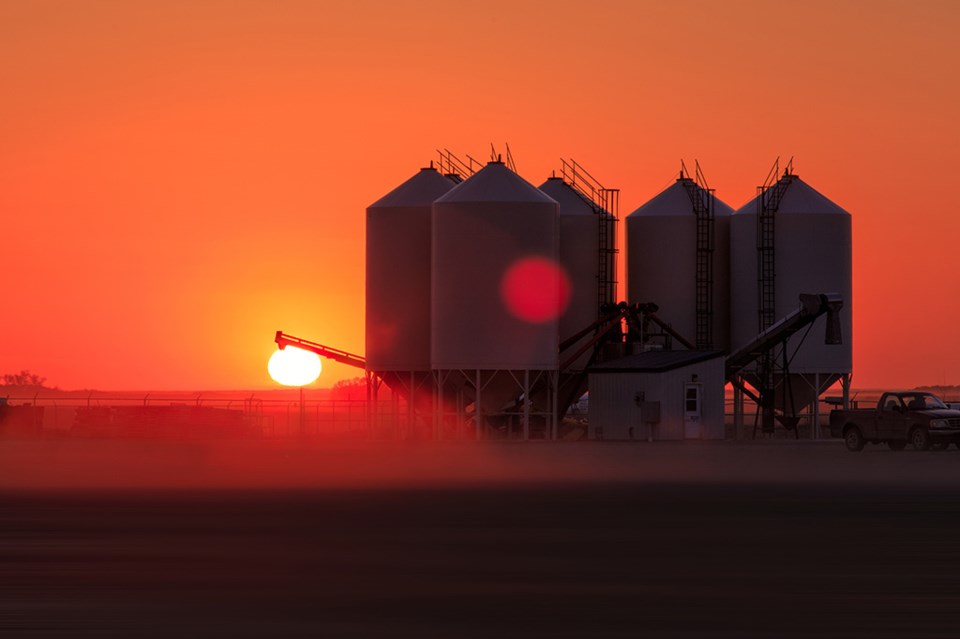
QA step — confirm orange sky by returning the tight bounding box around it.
[1,0,957,391]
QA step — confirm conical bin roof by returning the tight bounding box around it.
[629,179,734,218]
[369,166,457,208]
[436,162,557,204]
[734,176,849,216]
[538,177,596,216]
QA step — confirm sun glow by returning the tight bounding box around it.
[268,347,322,386]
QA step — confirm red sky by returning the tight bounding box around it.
[1,0,957,390]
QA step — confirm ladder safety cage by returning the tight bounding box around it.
[756,156,794,332]
[753,156,795,433]
[680,159,715,350]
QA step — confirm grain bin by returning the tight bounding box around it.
[366,166,456,372]
[538,176,603,369]
[432,161,561,435]
[627,172,734,351]
[729,172,852,413]
[432,161,561,371]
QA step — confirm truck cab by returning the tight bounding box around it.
[830,391,960,451]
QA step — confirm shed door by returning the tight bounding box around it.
[684,384,702,439]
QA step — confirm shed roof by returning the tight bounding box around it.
[590,349,724,373]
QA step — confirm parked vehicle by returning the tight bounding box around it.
[830,391,960,451]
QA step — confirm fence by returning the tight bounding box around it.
[4,387,959,441]
[0,392,411,440]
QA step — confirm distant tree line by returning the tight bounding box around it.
[331,376,368,400]
[1,370,50,388]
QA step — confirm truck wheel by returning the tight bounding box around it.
[844,426,865,452]
[888,440,907,451]
[910,427,931,451]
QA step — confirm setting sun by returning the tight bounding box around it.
[267,347,322,387]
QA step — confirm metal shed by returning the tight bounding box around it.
[588,350,726,441]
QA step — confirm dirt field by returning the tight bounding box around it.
[3,440,960,637]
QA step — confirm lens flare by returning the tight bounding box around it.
[500,257,571,323]
[268,347,322,386]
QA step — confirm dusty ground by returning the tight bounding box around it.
[3,440,960,637]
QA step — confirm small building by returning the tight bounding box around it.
[588,350,726,441]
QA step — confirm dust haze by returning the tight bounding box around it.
[4,438,960,491]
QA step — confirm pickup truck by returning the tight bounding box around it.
[830,391,960,451]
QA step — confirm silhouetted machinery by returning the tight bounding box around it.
[725,293,844,435]
[549,300,698,417]
[275,291,842,439]
[555,292,843,437]
[274,332,429,417]
[275,331,366,370]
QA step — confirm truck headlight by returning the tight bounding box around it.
[930,419,949,429]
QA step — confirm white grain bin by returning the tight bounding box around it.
[432,161,560,420]
[627,177,734,351]
[366,166,456,372]
[729,173,852,411]
[432,161,561,370]
[538,177,602,370]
